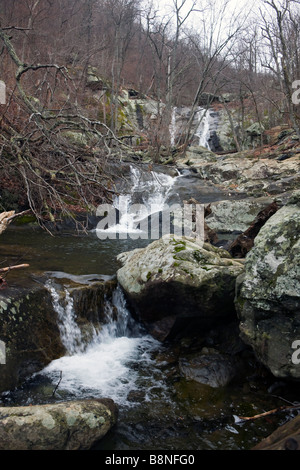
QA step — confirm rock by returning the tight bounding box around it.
[0,281,64,393]
[235,192,300,380]
[228,201,279,258]
[179,347,242,388]
[206,197,275,234]
[253,414,300,450]
[176,147,300,197]
[0,399,117,450]
[117,235,244,341]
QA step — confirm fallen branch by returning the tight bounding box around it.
[52,371,63,397]
[0,264,30,273]
[0,209,32,235]
[5,209,32,223]
[238,404,300,422]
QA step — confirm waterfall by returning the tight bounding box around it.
[45,280,85,356]
[97,165,178,238]
[41,282,161,405]
[170,107,177,146]
[169,106,214,150]
[194,107,212,149]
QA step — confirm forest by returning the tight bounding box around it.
[0,0,300,225]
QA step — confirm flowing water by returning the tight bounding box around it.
[40,283,163,406]
[169,106,215,150]
[1,165,299,450]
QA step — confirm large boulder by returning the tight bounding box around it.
[117,235,244,341]
[235,192,300,380]
[0,399,117,450]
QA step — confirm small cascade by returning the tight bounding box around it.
[41,282,162,405]
[45,280,85,356]
[97,165,178,237]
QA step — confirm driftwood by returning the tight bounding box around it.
[228,201,279,258]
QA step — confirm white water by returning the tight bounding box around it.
[42,283,163,406]
[170,107,177,146]
[45,280,85,355]
[195,107,212,149]
[169,106,213,150]
[97,166,178,237]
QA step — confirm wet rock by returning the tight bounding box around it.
[235,192,300,380]
[0,281,64,393]
[117,235,244,341]
[0,399,117,450]
[179,347,242,388]
[176,146,300,197]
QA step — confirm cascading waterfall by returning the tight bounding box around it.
[41,282,163,405]
[195,107,212,149]
[40,166,180,407]
[170,107,177,146]
[97,165,178,237]
[169,106,214,150]
[45,280,85,356]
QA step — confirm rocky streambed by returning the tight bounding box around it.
[0,140,300,450]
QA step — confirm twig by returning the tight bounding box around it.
[0,264,30,273]
[238,404,300,422]
[52,371,63,397]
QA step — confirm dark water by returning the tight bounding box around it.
[0,226,151,278]
[1,226,300,451]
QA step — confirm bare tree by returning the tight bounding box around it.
[260,0,300,138]
[180,0,245,150]
[0,26,130,229]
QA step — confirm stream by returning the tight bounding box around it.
[1,227,299,450]
[0,157,299,450]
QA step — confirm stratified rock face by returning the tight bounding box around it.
[117,235,244,341]
[235,192,300,380]
[0,399,117,450]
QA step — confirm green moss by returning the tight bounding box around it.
[146,271,152,281]
[172,239,187,253]
[14,214,37,225]
[174,245,186,253]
